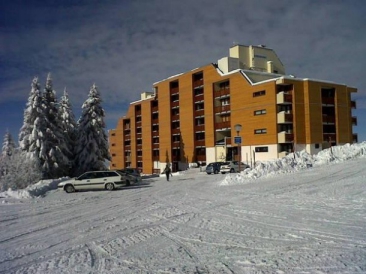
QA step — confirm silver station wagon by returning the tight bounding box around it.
[58,170,134,193]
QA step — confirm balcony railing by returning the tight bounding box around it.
[277,111,293,123]
[277,92,292,104]
[196,155,206,162]
[352,116,357,126]
[171,128,180,135]
[193,79,203,87]
[322,97,335,105]
[194,94,204,102]
[350,100,356,109]
[278,131,294,143]
[214,89,230,98]
[322,115,335,124]
[151,106,159,113]
[323,133,336,142]
[195,140,205,147]
[215,121,231,130]
[195,109,204,116]
[194,124,205,131]
[171,101,179,108]
[171,114,180,121]
[152,143,159,149]
[170,87,179,94]
[215,105,231,113]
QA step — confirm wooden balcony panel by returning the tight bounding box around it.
[194,125,205,131]
[215,105,231,113]
[195,140,205,147]
[152,131,159,137]
[170,87,179,94]
[350,100,356,109]
[171,101,179,108]
[322,115,335,124]
[172,155,181,161]
[322,97,335,105]
[135,110,142,116]
[194,109,204,116]
[194,94,204,102]
[215,121,231,129]
[171,114,180,121]
[214,88,230,98]
[151,118,159,124]
[151,106,159,112]
[193,79,203,87]
[196,155,206,162]
[351,116,357,126]
[152,143,160,149]
[171,128,181,135]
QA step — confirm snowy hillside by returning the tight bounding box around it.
[1,143,366,273]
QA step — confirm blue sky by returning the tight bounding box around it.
[1,0,365,143]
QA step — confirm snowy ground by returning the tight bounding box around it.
[1,144,366,273]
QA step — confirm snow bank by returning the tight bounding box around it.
[221,142,366,185]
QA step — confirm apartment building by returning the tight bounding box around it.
[109,44,357,174]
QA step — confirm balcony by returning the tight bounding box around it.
[151,106,159,113]
[214,89,230,98]
[194,124,205,132]
[193,79,203,87]
[194,94,204,102]
[322,115,335,124]
[170,87,179,95]
[171,128,180,135]
[277,92,292,104]
[323,133,336,142]
[195,140,205,147]
[215,121,231,130]
[322,97,335,105]
[352,116,357,126]
[195,109,204,116]
[152,131,159,137]
[277,111,293,123]
[171,114,179,121]
[171,101,179,108]
[135,121,142,128]
[196,155,206,162]
[152,143,159,149]
[278,131,294,143]
[350,100,356,109]
[124,145,131,151]
[215,105,231,114]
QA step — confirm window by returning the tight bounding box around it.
[111,143,116,146]
[112,153,116,157]
[153,150,159,157]
[195,132,205,140]
[111,133,116,136]
[254,109,266,115]
[137,151,142,156]
[253,90,266,97]
[254,128,267,134]
[255,147,268,153]
[136,116,141,122]
[137,139,142,145]
[153,137,159,144]
[315,144,320,149]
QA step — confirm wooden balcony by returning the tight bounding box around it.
[277,92,292,104]
[277,111,293,123]
[193,79,203,87]
[215,121,231,130]
[194,94,204,102]
[170,87,179,95]
[195,140,205,147]
[214,88,230,98]
[195,109,204,116]
[151,106,159,113]
[196,155,206,162]
[350,100,356,109]
[194,125,205,132]
[352,116,357,126]
[215,105,231,114]
[171,114,180,121]
[322,115,335,124]
[278,131,294,143]
[152,143,159,149]
[322,97,335,105]
[171,101,179,108]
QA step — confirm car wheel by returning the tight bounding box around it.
[105,183,114,191]
[214,169,219,174]
[221,172,225,174]
[230,168,235,173]
[65,184,75,193]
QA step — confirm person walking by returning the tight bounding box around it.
[163,163,172,181]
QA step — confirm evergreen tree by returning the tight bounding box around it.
[59,88,77,175]
[40,73,70,178]
[18,77,44,161]
[75,83,111,175]
[2,130,16,158]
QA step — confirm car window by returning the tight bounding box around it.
[78,172,95,180]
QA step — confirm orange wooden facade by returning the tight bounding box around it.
[109,64,357,174]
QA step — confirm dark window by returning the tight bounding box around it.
[253,90,266,97]
[255,147,268,152]
[254,128,267,134]
[254,109,266,115]
[315,143,320,149]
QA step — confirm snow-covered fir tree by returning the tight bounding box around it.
[75,83,111,175]
[18,77,44,160]
[0,150,42,191]
[40,73,70,179]
[2,130,16,158]
[59,88,77,175]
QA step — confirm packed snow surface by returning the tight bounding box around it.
[1,143,366,273]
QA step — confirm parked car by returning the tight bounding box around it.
[206,162,225,174]
[220,161,250,174]
[116,168,142,184]
[58,170,135,193]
